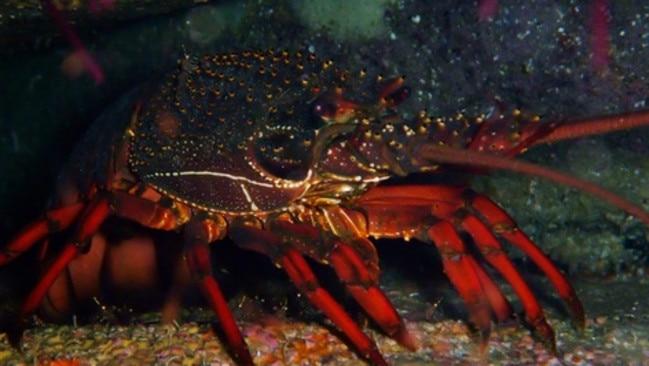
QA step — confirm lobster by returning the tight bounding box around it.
[2,49,649,365]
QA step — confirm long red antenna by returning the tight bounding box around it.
[535,110,649,146]
[416,143,649,227]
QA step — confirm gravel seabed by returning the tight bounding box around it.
[1,277,648,365]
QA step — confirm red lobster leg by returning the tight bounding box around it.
[183,220,253,366]
[328,240,418,351]
[229,224,388,366]
[11,188,255,365]
[356,184,583,353]
[19,197,110,317]
[353,185,514,332]
[1,202,84,266]
[465,192,585,329]
[114,194,254,364]
[468,254,514,324]
[116,194,255,364]
[280,250,388,365]
[426,220,494,345]
[457,212,557,353]
[270,219,417,351]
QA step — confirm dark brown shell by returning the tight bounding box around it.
[127,50,378,213]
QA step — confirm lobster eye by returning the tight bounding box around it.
[252,101,318,181]
[312,100,337,121]
[254,132,311,181]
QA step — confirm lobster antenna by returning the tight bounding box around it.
[535,110,649,145]
[416,143,649,227]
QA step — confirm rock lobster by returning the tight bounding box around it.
[2,49,649,365]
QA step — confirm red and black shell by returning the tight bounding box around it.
[128,50,376,214]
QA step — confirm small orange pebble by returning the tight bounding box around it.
[200,327,216,339]
[48,360,81,366]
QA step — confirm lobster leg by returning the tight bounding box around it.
[426,219,495,345]
[352,185,513,333]
[457,212,557,353]
[269,219,417,351]
[229,224,388,366]
[464,192,585,329]
[19,189,177,317]
[183,219,253,366]
[356,184,583,352]
[327,239,418,350]
[468,254,514,324]
[1,202,85,266]
[11,189,255,365]
[19,197,111,317]
[110,193,253,364]
[280,249,388,366]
